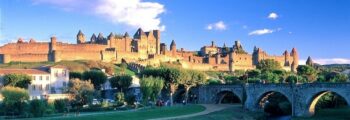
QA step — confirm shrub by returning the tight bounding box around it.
[29,99,46,117]
[46,102,56,115]
[207,79,222,85]
[125,95,136,106]
[1,86,29,116]
[54,99,68,113]
[115,92,125,103]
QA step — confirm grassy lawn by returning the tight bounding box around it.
[34,105,205,120]
[294,107,350,120]
[114,65,136,76]
[178,105,264,120]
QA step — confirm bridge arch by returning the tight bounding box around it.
[307,90,349,116]
[215,90,241,104]
[254,90,293,116]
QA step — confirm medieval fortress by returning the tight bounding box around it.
[0,28,299,72]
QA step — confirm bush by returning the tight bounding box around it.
[1,86,29,116]
[207,79,222,85]
[46,102,56,115]
[54,99,68,113]
[29,99,46,117]
[125,95,136,106]
[115,92,125,103]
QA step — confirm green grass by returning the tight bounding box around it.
[294,107,350,120]
[114,65,136,76]
[178,105,264,120]
[0,61,55,69]
[34,105,205,120]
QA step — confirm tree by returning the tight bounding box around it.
[260,71,280,83]
[3,73,32,89]
[224,76,241,84]
[67,79,94,115]
[179,70,207,103]
[161,67,187,106]
[286,75,298,84]
[1,86,29,116]
[246,69,261,78]
[109,75,133,93]
[297,65,318,82]
[69,72,83,79]
[257,59,282,72]
[82,70,107,90]
[139,76,164,104]
[140,66,186,106]
[321,71,349,83]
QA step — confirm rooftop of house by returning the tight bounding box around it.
[0,69,50,75]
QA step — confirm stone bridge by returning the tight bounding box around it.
[198,83,350,117]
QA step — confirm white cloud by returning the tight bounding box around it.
[32,0,166,31]
[300,58,350,65]
[313,58,350,65]
[248,29,274,36]
[268,12,278,20]
[206,21,227,31]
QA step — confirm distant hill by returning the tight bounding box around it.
[321,64,350,72]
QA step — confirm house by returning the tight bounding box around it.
[0,65,70,100]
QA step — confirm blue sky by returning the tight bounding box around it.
[0,0,350,64]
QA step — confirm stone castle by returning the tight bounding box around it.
[0,28,299,72]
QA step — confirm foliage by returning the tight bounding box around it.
[297,65,318,82]
[3,73,32,89]
[207,79,222,85]
[68,79,95,109]
[224,76,241,84]
[140,66,187,106]
[323,72,348,83]
[125,94,136,105]
[1,86,29,116]
[246,69,261,78]
[69,72,83,80]
[316,92,348,110]
[29,99,47,117]
[260,71,281,83]
[54,99,68,113]
[286,75,298,83]
[82,70,107,90]
[140,76,164,103]
[114,92,125,104]
[109,74,133,92]
[256,59,282,72]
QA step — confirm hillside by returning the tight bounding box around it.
[0,61,135,76]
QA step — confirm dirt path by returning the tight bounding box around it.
[149,104,235,120]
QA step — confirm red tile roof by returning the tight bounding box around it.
[0,69,49,75]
